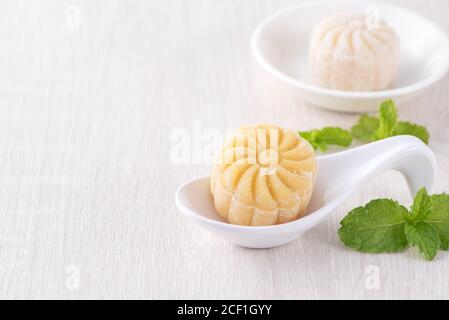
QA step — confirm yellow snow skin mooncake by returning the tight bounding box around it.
[210,123,317,226]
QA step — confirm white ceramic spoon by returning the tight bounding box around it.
[175,136,436,248]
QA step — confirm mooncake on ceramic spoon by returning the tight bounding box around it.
[210,124,317,226]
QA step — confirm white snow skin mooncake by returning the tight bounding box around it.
[309,13,399,92]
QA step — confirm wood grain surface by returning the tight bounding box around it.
[0,0,448,299]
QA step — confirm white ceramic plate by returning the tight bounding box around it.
[251,0,449,112]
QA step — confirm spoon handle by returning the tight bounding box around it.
[316,135,437,201]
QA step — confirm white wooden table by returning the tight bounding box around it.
[0,0,448,299]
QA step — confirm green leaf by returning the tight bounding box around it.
[338,191,449,260]
[317,127,352,147]
[298,130,324,151]
[393,121,430,144]
[404,222,441,261]
[375,99,397,140]
[424,194,449,250]
[299,127,352,152]
[338,199,409,253]
[408,188,431,223]
[351,115,379,142]
[301,99,431,153]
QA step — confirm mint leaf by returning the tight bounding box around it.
[393,121,430,144]
[298,130,323,151]
[299,127,352,152]
[425,194,449,250]
[339,191,449,260]
[317,127,352,147]
[300,99,431,153]
[408,188,431,223]
[350,99,430,144]
[375,99,397,140]
[351,115,379,142]
[338,199,409,253]
[404,222,441,261]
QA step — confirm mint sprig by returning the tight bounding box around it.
[300,99,430,151]
[338,199,409,253]
[352,99,430,144]
[338,188,449,261]
[404,222,440,261]
[393,121,430,144]
[299,127,352,152]
[350,115,379,142]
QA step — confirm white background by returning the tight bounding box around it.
[0,0,448,299]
